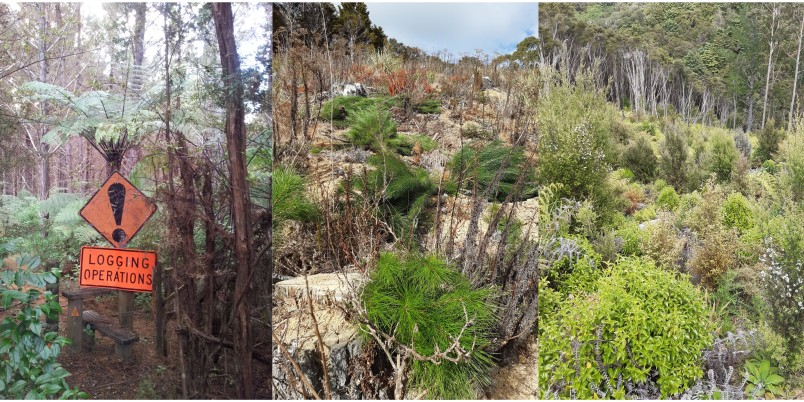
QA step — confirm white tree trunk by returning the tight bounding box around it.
[762,4,780,129]
[789,12,804,132]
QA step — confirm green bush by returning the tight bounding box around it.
[387,133,437,156]
[460,121,493,140]
[709,132,738,182]
[0,253,87,399]
[539,257,712,399]
[616,221,643,256]
[346,106,398,150]
[363,253,496,399]
[755,119,784,165]
[659,124,689,191]
[763,159,779,175]
[656,186,679,211]
[721,192,754,232]
[448,141,536,202]
[781,129,804,201]
[622,136,658,183]
[654,178,668,192]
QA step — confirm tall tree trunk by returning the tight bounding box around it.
[38,3,50,202]
[762,4,779,129]
[790,12,804,132]
[212,4,255,398]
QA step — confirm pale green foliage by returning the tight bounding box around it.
[721,192,754,232]
[539,256,712,399]
[656,186,679,211]
[20,81,162,146]
[780,118,804,201]
[659,123,689,190]
[709,131,738,182]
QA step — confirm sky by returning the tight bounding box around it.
[365,3,538,59]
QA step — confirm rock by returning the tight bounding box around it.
[333,82,367,97]
[482,76,494,89]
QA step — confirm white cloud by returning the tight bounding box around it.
[366,2,538,57]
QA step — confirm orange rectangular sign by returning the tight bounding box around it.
[79,246,156,292]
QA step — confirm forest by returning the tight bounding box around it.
[272,2,804,400]
[0,3,271,399]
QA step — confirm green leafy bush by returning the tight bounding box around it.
[656,186,679,211]
[689,227,738,290]
[709,132,738,182]
[781,126,804,201]
[763,159,779,175]
[755,119,784,165]
[721,192,753,232]
[0,253,87,399]
[448,141,536,202]
[363,253,496,399]
[654,178,668,192]
[539,256,712,399]
[622,136,658,183]
[745,360,784,399]
[346,106,398,150]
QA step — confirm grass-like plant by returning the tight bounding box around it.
[346,106,398,150]
[319,96,399,129]
[448,141,536,202]
[272,166,319,228]
[352,153,435,242]
[362,252,496,399]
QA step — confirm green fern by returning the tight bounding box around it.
[448,141,536,202]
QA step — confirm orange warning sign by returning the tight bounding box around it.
[71,307,79,317]
[80,171,156,248]
[79,246,156,292]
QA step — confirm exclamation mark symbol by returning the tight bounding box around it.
[108,183,127,244]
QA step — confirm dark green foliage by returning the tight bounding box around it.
[0,253,87,399]
[413,98,441,114]
[386,133,437,156]
[709,132,738,182]
[449,141,536,202]
[346,106,398,150]
[622,136,658,183]
[539,257,712,399]
[363,253,496,399]
[319,96,398,129]
[272,166,319,225]
[659,124,689,191]
[755,119,784,164]
[353,153,435,241]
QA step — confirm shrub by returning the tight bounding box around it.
[622,136,658,183]
[616,220,643,256]
[781,124,804,201]
[659,123,689,190]
[460,121,493,140]
[763,159,779,174]
[387,133,437,156]
[641,213,684,269]
[633,204,657,222]
[539,256,712,399]
[448,141,536,202]
[709,132,738,182]
[760,219,804,356]
[654,178,668,192]
[689,227,738,290]
[755,119,784,164]
[0,253,87,399]
[363,253,496,399]
[734,130,752,160]
[656,186,679,211]
[346,106,398,150]
[721,192,754,232]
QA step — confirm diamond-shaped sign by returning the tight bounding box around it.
[80,172,156,248]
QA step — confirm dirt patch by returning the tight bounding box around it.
[486,338,538,400]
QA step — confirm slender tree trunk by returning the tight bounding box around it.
[762,4,779,129]
[38,3,50,202]
[212,4,255,398]
[790,12,804,132]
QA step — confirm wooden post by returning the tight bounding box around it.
[66,297,83,352]
[119,291,134,330]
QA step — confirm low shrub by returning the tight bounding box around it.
[640,213,684,269]
[689,227,738,290]
[413,98,441,114]
[319,96,398,129]
[721,192,754,232]
[363,253,496,399]
[622,136,658,183]
[709,132,739,182]
[539,256,712,399]
[755,119,784,165]
[659,123,689,191]
[656,186,679,211]
[387,133,437,156]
